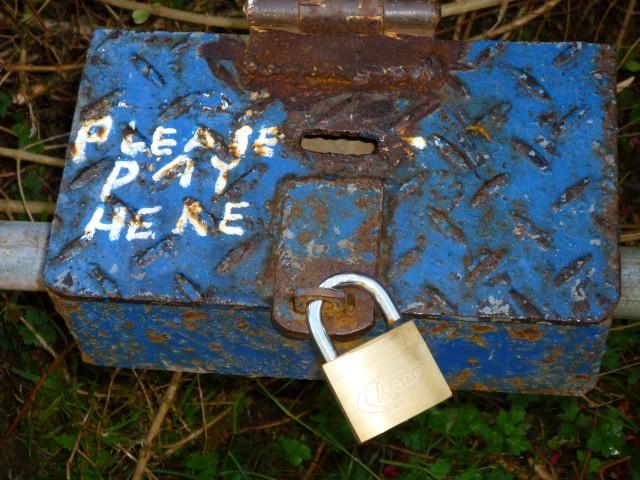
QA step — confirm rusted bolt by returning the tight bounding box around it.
[293,287,355,314]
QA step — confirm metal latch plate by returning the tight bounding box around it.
[273,178,382,336]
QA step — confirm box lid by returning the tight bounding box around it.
[44,30,619,324]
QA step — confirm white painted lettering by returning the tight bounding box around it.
[71,115,113,163]
[172,199,208,236]
[120,121,147,156]
[184,127,218,153]
[126,206,162,240]
[220,201,250,236]
[253,126,281,157]
[403,136,426,150]
[100,160,140,201]
[82,205,127,241]
[152,155,194,188]
[211,155,240,195]
[151,126,177,156]
[229,125,252,158]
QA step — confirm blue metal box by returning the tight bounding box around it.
[44,30,619,394]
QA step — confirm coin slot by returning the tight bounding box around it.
[301,133,377,155]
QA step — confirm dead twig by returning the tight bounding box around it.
[599,456,631,480]
[610,321,640,332]
[66,402,95,480]
[18,315,58,360]
[0,63,84,73]
[0,199,55,214]
[442,0,512,18]
[616,0,637,49]
[0,146,65,167]
[599,359,640,377]
[621,230,640,243]
[162,406,232,456]
[0,341,76,449]
[16,159,34,221]
[100,0,248,30]
[472,0,562,39]
[132,371,183,480]
[301,441,327,480]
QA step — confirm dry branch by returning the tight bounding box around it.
[0,146,65,167]
[0,63,84,73]
[0,199,55,214]
[132,372,183,480]
[472,0,561,39]
[162,406,232,456]
[441,0,513,18]
[100,0,248,29]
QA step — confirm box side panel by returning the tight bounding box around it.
[52,294,609,394]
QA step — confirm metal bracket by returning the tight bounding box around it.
[246,0,440,36]
[272,178,383,338]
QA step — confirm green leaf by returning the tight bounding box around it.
[482,407,532,455]
[601,349,621,371]
[0,91,10,118]
[132,9,151,24]
[624,59,640,72]
[577,450,602,474]
[11,116,43,153]
[457,466,482,480]
[17,306,57,347]
[485,467,514,480]
[587,416,625,458]
[185,452,220,479]
[276,436,311,466]
[54,434,76,450]
[429,459,451,479]
[400,429,430,451]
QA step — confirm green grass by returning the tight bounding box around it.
[0,0,639,478]
[0,297,638,478]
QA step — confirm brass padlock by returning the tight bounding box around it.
[307,273,452,443]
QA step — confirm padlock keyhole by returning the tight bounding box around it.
[301,133,377,156]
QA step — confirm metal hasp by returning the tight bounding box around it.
[44,0,619,394]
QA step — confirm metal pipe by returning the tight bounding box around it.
[0,221,50,291]
[617,246,640,321]
[0,221,638,320]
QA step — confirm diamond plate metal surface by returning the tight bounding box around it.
[44,30,619,393]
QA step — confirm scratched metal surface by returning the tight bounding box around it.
[44,31,618,392]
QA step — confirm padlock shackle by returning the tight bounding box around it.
[306,273,401,362]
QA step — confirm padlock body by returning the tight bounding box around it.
[322,321,451,443]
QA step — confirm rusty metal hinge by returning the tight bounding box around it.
[246,0,440,36]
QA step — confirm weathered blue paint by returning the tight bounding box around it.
[51,294,610,394]
[44,30,618,393]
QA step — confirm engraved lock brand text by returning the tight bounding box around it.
[357,366,422,413]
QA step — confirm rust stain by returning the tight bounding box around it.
[80,351,97,365]
[147,330,170,344]
[182,311,208,321]
[508,326,544,341]
[470,335,488,348]
[425,321,453,336]
[450,368,474,387]
[470,324,497,334]
[543,347,563,365]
